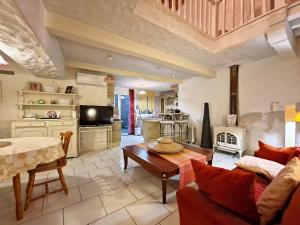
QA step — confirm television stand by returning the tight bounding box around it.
[79,125,112,154]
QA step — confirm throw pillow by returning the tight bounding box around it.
[257,157,300,225]
[256,141,296,165]
[191,159,260,225]
[288,149,300,161]
[235,156,284,180]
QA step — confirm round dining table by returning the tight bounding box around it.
[0,137,65,220]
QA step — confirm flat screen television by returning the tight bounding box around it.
[80,105,114,126]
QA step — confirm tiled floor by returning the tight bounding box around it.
[0,135,238,225]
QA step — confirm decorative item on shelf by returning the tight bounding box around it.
[50,100,56,104]
[271,101,280,111]
[43,82,57,93]
[65,86,73,94]
[170,84,178,92]
[174,109,180,113]
[227,114,237,127]
[47,111,59,119]
[104,75,115,84]
[28,100,35,104]
[37,99,45,104]
[200,102,213,149]
[23,113,37,119]
[147,137,184,154]
[27,82,41,91]
[58,98,72,105]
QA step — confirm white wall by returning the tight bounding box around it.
[178,69,230,144]
[0,61,107,138]
[179,56,300,154]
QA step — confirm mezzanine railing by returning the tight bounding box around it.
[154,0,300,37]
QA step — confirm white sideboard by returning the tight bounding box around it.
[11,119,78,158]
[79,126,112,153]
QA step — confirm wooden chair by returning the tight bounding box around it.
[24,131,73,210]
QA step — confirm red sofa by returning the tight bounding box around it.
[176,164,300,225]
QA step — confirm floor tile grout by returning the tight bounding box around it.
[0,135,237,225]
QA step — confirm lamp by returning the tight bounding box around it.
[139,90,146,95]
[295,112,300,122]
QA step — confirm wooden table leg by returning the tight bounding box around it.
[13,174,23,220]
[123,153,128,170]
[162,178,167,204]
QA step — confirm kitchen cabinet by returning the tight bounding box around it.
[14,127,47,138]
[11,119,78,158]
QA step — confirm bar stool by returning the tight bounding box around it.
[160,114,174,138]
[179,114,189,143]
[172,113,183,142]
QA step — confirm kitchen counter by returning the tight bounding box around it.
[141,119,160,140]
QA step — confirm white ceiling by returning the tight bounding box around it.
[59,39,193,80]
[114,76,173,92]
[43,0,275,68]
[41,0,276,91]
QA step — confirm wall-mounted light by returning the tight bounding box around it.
[106,55,113,62]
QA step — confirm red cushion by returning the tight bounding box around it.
[176,187,251,225]
[255,141,296,165]
[288,149,300,161]
[282,184,300,225]
[232,167,270,201]
[191,160,260,225]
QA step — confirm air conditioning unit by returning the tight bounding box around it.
[77,72,107,87]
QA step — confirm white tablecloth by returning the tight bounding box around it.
[0,137,64,180]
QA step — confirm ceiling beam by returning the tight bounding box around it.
[65,60,183,84]
[45,11,216,78]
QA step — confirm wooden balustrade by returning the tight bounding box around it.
[154,0,300,37]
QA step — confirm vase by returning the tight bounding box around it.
[200,102,213,149]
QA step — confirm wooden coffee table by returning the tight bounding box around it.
[122,143,213,204]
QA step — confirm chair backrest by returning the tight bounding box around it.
[182,114,189,121]
[60,131,73,156]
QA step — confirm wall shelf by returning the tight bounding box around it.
[18,104,77,108]
[17,89,78,119]
[18,90,77,96]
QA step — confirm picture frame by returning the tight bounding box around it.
[27,81,41,91]
[65,86,73,94]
